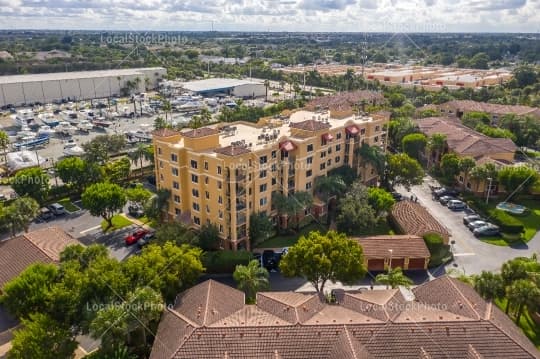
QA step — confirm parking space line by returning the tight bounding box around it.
[80,225,102,234]
[453,253,476,257]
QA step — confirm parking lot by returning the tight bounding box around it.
[400,176,540,275]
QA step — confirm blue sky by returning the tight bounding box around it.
[0,0,538,32]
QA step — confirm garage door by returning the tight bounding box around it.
[390,258,405,269]
[408,258,427,270]
[368,259,385,271]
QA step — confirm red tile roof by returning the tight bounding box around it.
[182,127,219,138]
[352,235,430,259]
[391,201,451,243]
[440,100,539,117]
[290,119,331,131]
[305,90,385,112]
[0,227,80,288]
[152,128,180,137]
[151,277,540,358]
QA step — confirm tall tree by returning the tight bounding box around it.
[125,184,152,209]
[314,175,347,202]
[143,188,170,223]
[498,165,539,198]
[233,260,270,303]
[402,133,427,162]
[0,130,9,163]
[440,153,461,183]
[55,157,103,192]
[128,143,153,175]
[11,167,50,204]
[249,212,274,246]
[459,157,476,189]
[367,187,395,217]
[506,279,540,324]
[280,230,366,293]
[82,182,127,229]
[473,271,505,300]
[3,196,40,235]
[427,133,447,168]
[375,267,414,289]
[336,182,377,234]
[387,153,424,190]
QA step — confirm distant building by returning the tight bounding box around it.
[305,90,386,114]
[152,109,388,250]
[150,277,540,358]
[437,100,540,123]
[180,78,266,98]
[0,67,166,107]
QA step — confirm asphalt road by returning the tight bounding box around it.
[399,176,540,275]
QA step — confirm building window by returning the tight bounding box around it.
[260,170,267,178]
[260,184,267,192]
[375,125,380,131]
[307,156,313,164]
[217,181,222,189]
[272,178,277,185]
[320,163,326,170]
[171,154,178,162]
[159,161,163,168]
[191,160,198,169]
[307,144,313,152]
[306,170,312,177]
[205,191,210,199]
[191,174,198,183]
[204,176,209,184]
[336,144,341,151]
[320,151,326,158]
[335,156,341,163]
[360,128,366,135]
[374,136,379,143]
[218,196,223,204]
[260,155,267,164]
[271,164,277,172]
[219,210,223,219]
[172,167,179,176]
[173,181,179,190]
[192,202,200,212]
[194,217,201,225]
[306,182,312,190]
[175,208,181,215]
[336,132,342,140]
[219,224,223,233]
[271,150,277,158]
[217,166,222,175]
[173,195,180,203]
[160,173,164,181]
[206,205,210,213]
[204,161,209,170]
[192,189,199,197]
[157,147,162,155]
[327,159,332,166]
[260,197,267,206]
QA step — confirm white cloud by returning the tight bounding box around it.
[0,0,536,32]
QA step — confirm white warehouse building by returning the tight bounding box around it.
[0,67,166,107]
[181,78,266,98]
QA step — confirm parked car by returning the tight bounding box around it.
[262,250,280,271]
[463,207,476,215]
[468,220,490,231]
[439,196,455,205]
[391,192,403,201]
[137,231,156,248]
[447,200,467,211]
[463,214,482,226]
[432,187,459,200]
[474,224,500,237]
[125,229,150,245]
[48,203,66,215]
[39,207,54,220]
[128,205,144,217]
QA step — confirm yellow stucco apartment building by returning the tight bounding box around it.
[152,110,389,250]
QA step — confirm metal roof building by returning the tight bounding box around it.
[181,78,266,98]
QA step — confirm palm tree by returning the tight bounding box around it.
[263,79,270,101]
[375,267,413,289]
[470,163,499,193]
[314,175,347,202]
[356,143,387,185]
[233,259,270,303]
[129,143,152,175]
[290,191,313,231]
[162,100,172,123]
[0,130,9,163]
[459,157,476,190]
[473,271,505,300]
[427,133,447,168]
[506,279,540,323]
[272,192,294,231]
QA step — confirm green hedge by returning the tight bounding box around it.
[203,250,253,274]
[423,233,452,268]
[488,209,524,234]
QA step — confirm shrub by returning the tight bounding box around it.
[203,251,253,273]
[423,233,452,267]
[488,209,524,234]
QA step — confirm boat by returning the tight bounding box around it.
[13,109,36,127]
[16,126,36,139]
[63,143,85,157]
[177,101,204,112]
[38,113,60,127]
[77,120,93,132]
[127,124,153,142]
[37,125,56,136]
[60,110,80,124]
[13,134,50,150]
[79,109,96,121]
[93,117,113,129]
[56,121,77,136]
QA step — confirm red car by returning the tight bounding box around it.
[124,229,149,245]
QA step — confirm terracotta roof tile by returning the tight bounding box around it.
[305,90,385,112]
[182,127,219,138]
[152,128,180,137]
[353,235,430,259]
[440,100,539,117]
[289,119,331,131]
[391,201,450,243]
[23,226,79,261]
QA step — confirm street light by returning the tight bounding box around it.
[486,177,493,204]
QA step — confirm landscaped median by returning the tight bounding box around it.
[100,214,133,232]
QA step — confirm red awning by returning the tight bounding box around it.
[322,133,334,141]
[279,141,296,152]
[346,125,359,136]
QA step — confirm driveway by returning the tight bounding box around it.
[398,176,540,275]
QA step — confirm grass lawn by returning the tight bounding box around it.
[256,222,329,248]
[481,233,524,246]
[101,214,133,232]
[495,298,540,349]
[138,215,158,229]
[57,198,80,213]
[352,219,394,236]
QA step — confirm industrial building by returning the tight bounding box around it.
[0,67,166,107]
[180,78,266,98]
[152,109,389,250]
